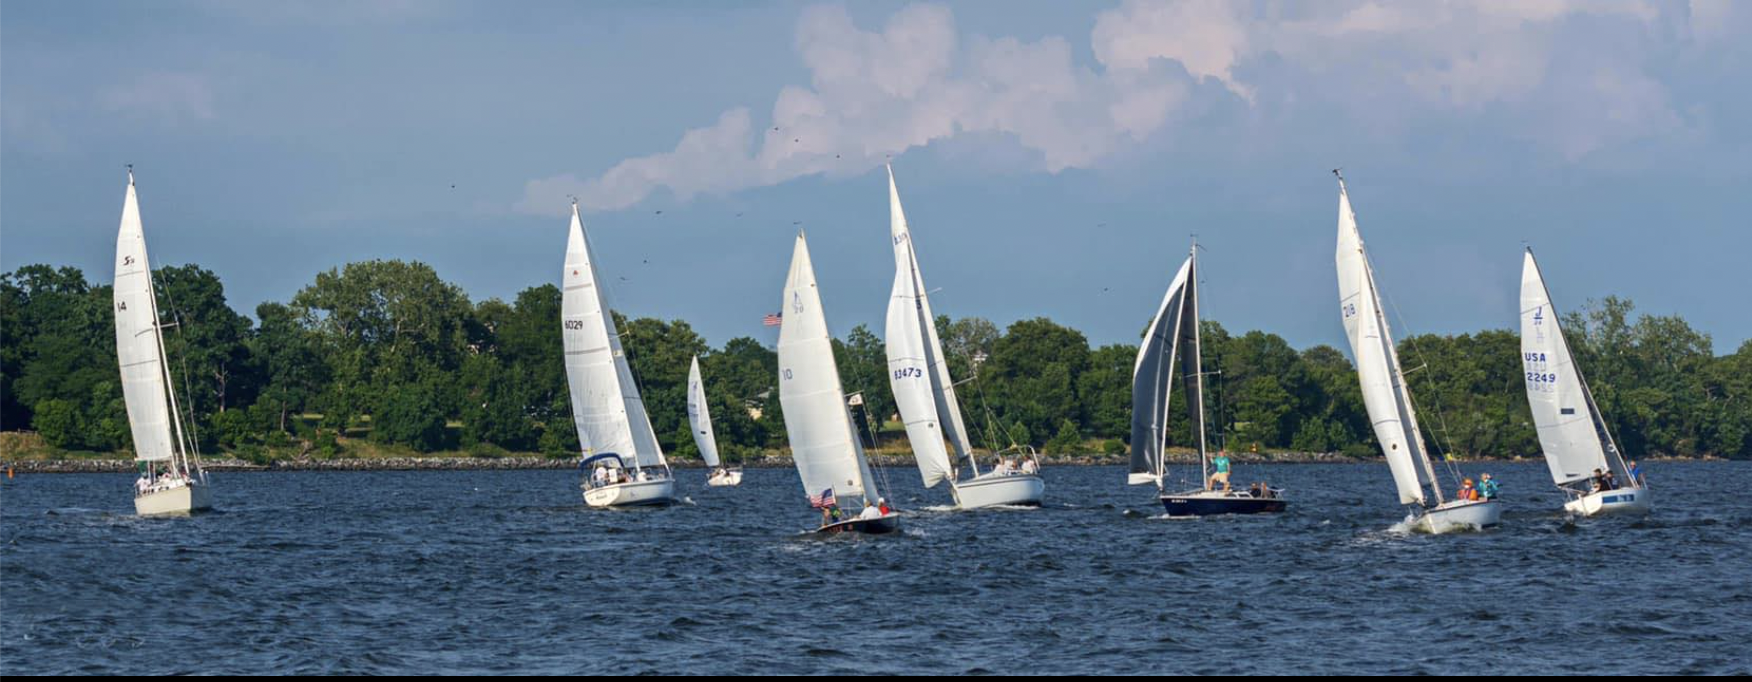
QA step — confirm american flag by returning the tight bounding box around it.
[809,488,836,509]
[763,312,783,326]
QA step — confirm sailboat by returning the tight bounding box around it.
[1334,171,1501,532]
[688,355,742,487]
[883,166,1044,509]
[1131,243,1286,516]
[562,201,677,508]
[114,169,212,516]
[778,232,899,534]
[1520,249,1650,516]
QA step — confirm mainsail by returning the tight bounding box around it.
[1520,249,1631,486]
[687,355,721,468]
[561,203,665,469]
[1129,251,1205,487]
[113,171,188,466]
[884,167,973,489]
[1335,176,1440,507]
[779,233,879,506]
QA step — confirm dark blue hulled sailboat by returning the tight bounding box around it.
[1129,242,1287,517]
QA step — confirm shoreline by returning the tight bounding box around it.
[4,451,1722,475]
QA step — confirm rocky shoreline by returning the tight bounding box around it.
[0,450,1405,474]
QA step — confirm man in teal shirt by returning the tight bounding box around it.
[1208,451,1232,492]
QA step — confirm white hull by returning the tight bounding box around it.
[1413,499,1502,534]
[583,477,677,508]
[706,469,743,487]
[952,473,1044,509]
[1564,487,1651,517]
[134,481,213,516]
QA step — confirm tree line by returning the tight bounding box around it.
[3,261,1748,461]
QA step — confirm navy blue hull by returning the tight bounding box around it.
[815,514,900,535]
[1160,495,1288,517]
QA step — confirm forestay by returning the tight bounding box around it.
[779,233,879,507]
[561,204,665,469]
[687,355,721,468]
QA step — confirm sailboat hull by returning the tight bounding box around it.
[1413,499,1502,534]
[1160,489,1287,517]
[706,469,743,487]
[816,513,900,535]
[583,477,676,508]
[953,473,1044,509]
[135,481,213,516]
[1564,487,1651,517]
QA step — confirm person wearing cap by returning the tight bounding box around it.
[1456,478,1478,501]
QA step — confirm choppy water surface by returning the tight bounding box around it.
[3,461,1748,674]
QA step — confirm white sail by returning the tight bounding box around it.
[113,173,180,464]
[561,204,665,469]
[687,355,721,468]
[884,167,967,488]
[1520,250,1629,486]
[778,232,878,506]
[1335,178,1433,506]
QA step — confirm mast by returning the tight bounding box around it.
[1190,241,1209,490]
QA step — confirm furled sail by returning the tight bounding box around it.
[561,204,665,469]
[779,233,878,506]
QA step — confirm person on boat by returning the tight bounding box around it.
[1591,468,1617,492]
[1478,473,1500,500]
[857,501,884,521]
[877,498,891,515]
[1456,478,1478,501]
[1208,451,1232,491]
[1628,460,1644,487]
[1020,457,1038,475]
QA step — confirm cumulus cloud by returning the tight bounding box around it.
[523,0,1722,213]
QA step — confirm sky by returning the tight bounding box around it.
[4,0,1749,353]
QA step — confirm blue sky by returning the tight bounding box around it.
[4,1,1749,352]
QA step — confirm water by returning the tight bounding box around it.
[3,462,1749,674]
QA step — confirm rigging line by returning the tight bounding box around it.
[1380,289,1466,487]
[156,270,205,469]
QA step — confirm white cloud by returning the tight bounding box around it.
[99,71,217,124]
[528,0,1715,213]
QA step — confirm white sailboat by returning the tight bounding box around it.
[778,232,898,534]
[1520,249,1650,516]
[688,355,742,487]
[883,166,1044,509]
[1131,243,1286,516]
[114,169,212,516]
[562,202,676,508]
[1334,171,1501,533]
